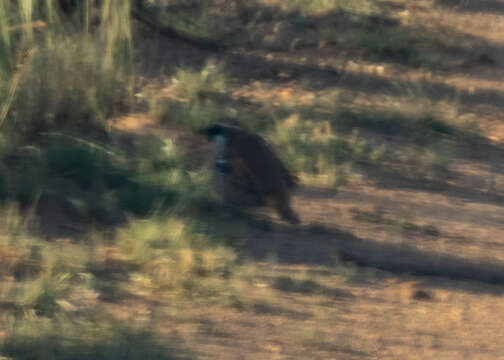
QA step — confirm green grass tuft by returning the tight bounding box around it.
[1,316,179,360]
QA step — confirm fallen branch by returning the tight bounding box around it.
[131,10,226,52]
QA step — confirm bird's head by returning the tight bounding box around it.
[198,120,241,144]
[198,122,238,154]
[198,123,225,140]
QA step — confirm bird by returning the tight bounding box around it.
[198,120,300,224]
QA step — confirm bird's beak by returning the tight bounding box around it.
[197,127,211,139]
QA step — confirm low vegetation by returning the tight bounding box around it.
[2,316,179,360]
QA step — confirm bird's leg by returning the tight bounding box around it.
[266,195,300,225]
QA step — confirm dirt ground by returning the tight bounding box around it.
[28,1,504,359]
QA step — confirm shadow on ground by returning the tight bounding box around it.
[225,52,504,111]
[435,0,504,14]
[243,217,504,294]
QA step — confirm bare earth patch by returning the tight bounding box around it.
[96,2,504,358]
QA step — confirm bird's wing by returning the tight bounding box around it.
[227,154,265,195]
[229,130,296,194]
